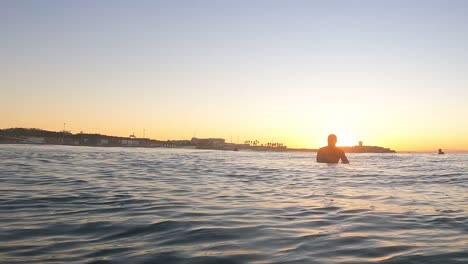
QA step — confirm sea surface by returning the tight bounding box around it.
[1,144,468,264]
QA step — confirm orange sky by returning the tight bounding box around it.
[2,2,468,151]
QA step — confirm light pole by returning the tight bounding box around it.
[62,123,66,144]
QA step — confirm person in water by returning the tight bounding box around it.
[317,134,349,164]
[438,148,445,154]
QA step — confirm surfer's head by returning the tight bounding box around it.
[328,134,337,147]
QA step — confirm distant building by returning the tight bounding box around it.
[191,137,225,147]
[341,141,396,153]
[25,137,45,144]
[120,139,139,146]
[98,139,109,145]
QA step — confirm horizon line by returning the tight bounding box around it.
[1,126,467,153]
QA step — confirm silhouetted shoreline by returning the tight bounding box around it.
[0,128,396,153]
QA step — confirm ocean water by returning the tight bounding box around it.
[1,145,468,264]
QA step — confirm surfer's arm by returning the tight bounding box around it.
[341,151,349,164]
[316,149,324,163]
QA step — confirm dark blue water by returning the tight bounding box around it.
[1,144,468,264]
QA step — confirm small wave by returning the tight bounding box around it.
[1,146,468,263]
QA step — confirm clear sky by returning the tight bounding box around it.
[2,0,468,151]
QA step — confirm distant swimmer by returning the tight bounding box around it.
[317,134,349,164]
[438,148,445,154]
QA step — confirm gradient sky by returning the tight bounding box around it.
[2,0,468,150]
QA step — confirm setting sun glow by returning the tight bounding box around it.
[2,1,468,151]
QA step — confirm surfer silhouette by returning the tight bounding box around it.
[438,148,445,154]
[317,134,349,164]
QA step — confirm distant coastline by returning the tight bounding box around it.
[0,128,396,153]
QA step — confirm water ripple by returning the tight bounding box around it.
[1,145,468,263]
